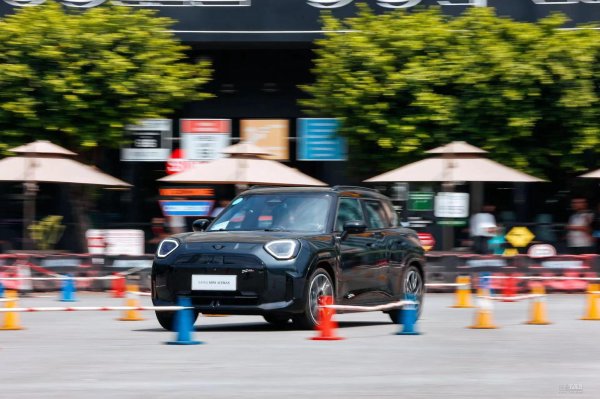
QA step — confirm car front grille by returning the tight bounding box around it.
[170,254,266,300]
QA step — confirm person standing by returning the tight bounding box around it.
[566,198,594,255]
[470,204,498,254]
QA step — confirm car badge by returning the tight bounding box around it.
[213,244,225,250]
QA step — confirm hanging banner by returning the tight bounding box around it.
[180,119,231,161]
[120,119,172,162]
[240,119,289,160]
[297,118,347,161]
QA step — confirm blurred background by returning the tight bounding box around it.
[0,0,599,256]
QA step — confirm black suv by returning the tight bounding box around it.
[152,186,425,330]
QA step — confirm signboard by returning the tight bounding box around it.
[180,119,231,161]
[528,244,557,258]
[434,192,469,218]
[159,188,215,197]
[297,118,347,161]
[408,192,434,211]
[160,200,214,217]
[165,149,205,175]
[240,119,289,160]
[120,119,172,162]
[417,232,436,251]
[111,259,153,269]
[85,229,145,256]
[540,260,583,269]
[505,226,535,248]
[465,259,508,268]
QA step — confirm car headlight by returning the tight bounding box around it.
[157,239,179,258]
[264,239,299,260]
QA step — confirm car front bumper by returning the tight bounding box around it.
[152,258,307,315]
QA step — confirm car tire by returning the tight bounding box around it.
[155,310,199,331]
[387,264,424,324]
[293,267,334,330]
[263,314,291,326]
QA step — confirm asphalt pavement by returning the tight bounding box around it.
[1,292,599,399]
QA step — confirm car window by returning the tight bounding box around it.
[363,200,388,229]
[335,198,364,231]
[382,200,398,227]
[209,194,331,233]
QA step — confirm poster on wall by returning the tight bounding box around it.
[120,119,172,162]
[180,119,231,161]
[297,118,347,161]
[240,119,289,160]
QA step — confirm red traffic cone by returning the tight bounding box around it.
[112,273,126,298]
[310,296,343,341]
[502,274,517,302]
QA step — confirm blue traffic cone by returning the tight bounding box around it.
[166,297,202,345]
[59,274,76,302]
[396,294,421,335]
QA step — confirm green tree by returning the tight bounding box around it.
[0,2,211,152]
[301,6,600,178]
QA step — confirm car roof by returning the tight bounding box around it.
[241,186,389,200]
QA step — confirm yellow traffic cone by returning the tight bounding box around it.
[581,283,600,321]
[450,276,475,308]
[468,289,498,329]
[118,285,145,321]
[0,290,24,330]
[526,283,550,325]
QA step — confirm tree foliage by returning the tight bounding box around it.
[0,2,211,152]
[301,6,600,178]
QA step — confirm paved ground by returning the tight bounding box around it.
[1,292,599,399]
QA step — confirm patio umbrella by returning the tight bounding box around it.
[579,169,600,178]
[158,141,326,186]
[364,141,544,183]
[0,140,131,249]
[364,141,543,251]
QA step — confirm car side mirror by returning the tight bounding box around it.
[341,220,367,240]
[192,219,210,232]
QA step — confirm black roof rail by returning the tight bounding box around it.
[332,185,379,193]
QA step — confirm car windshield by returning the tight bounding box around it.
[209,193,332,233]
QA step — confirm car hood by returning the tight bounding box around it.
[177,230,325,245]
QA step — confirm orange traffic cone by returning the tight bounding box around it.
[118,285,145,321]
[581,283,600,321]
[0,290,24,330]
[310,296,343,341]
[526,283,550,325]
[468,289,498,329]
[450,276,474,308]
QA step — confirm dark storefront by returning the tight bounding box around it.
[1,0,600,252]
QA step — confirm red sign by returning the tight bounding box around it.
[181,119,230,134]
[165,149,204,175]
[417,232,436,251]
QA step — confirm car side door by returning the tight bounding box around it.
[334,197,374,303]
[361,198,393,298]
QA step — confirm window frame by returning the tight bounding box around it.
[334,197,366,233]
[361,199,391,230]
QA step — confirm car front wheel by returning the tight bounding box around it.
[293,267,334,330]
[388,265,424,324]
